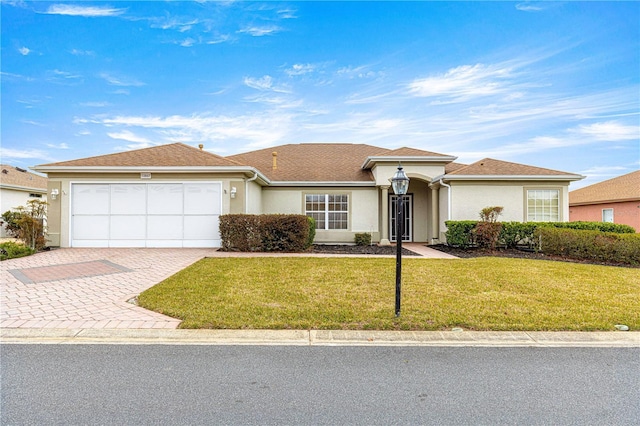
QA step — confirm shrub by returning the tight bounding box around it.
[0,241,34,261]
[536,227,640,265]
[220,214,312,252]
[306,216,316,250]
[1,199,48,251]
[445,221,477,248]
[474,207,503,250]
[354,232,372,246]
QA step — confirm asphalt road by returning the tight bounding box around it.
[2,345,638,425]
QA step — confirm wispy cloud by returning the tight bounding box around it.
[107,130,151,143]
[244,75,291,93]
[516,2,545,12]
[18,46,31,56]
[80,101,111,108]
[238,25,281,36]
[45,4,126,17]
[572,121,639,141]
[46,143,70,149]
[408,63,513,101]
[285,63,316,77]
[0,147,54,161]
[99,72,145,87]
[70,48,95,56]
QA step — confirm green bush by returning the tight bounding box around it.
[535,227,640,265]
[354,232,372,246]
[0,241,34,261]
[220,214,312,252]
[306,217,316,250]
[444,221,477,248]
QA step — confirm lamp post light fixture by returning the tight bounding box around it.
[391,164,409,317]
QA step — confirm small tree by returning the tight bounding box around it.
[474,206,503,250]
[1,199,48,251]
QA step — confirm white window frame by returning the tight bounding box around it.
[305,193,349,230]
[602,208,614,223]
[526,189,560,222]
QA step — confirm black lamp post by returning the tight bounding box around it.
[391,164,409,317]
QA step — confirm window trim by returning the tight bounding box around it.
[304,192,351,231]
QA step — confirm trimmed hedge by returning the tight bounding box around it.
[445,220,636,249]
[220,214,314,252]
[536,227,640,265]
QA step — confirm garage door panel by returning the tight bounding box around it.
[73,185,110,215]
[184,215,220,239]
[148,184,183,215]
[111,185,146,215]
[147,215,183,239]
[73,216,109,239]
[110,216,146,239]
[185,184,220,214]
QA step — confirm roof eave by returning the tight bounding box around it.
[32,166,272,185]
[0,184,48,193]
[570,197,640,206]
[268,181,376,187]
[362,155,457,169]
[438,174,585,182]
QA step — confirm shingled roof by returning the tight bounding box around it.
[445,158,581,177]
[228,143,381,182]
[569,170,640,205]
[37,143,242,168]
[0,165,47,191]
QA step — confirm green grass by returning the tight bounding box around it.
[138,257,640,331]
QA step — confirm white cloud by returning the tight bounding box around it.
[244,75,291,93]
[70,48,95,56]
[107,130,151,143]
[337,65,379,79]
[45,4,126,17]
[45,143,70,149]
[0,147,53,161]
[18,46,31,56]
[572,121,639,141]
[99,72,145,87]
[285,63,315,77]
[238,25,281,36]
[180,38,196,47]
[80,101,111,107]
[408,64,512,100]
[516,3,544,12]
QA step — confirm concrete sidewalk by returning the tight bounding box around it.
[2,328,638,347]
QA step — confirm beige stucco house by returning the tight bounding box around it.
[33,143,583,248]
[0,165,48,238]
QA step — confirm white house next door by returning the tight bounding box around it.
[71,182,222,248]
[390,194,412,242]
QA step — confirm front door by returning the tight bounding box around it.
[390,194,412,242]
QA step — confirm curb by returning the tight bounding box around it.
[1,329,639,347]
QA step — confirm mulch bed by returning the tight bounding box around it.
[310,244,419,256]
[311,244,637,268]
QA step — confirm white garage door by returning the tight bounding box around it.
[71,182,222,248]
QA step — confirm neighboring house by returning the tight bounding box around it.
[0,164,48,238]
[569,170,640,232]
[33,143,583,248]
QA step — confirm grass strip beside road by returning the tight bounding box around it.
[138,257,640,331]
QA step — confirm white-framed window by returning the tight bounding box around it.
[305,194,348,230]
[602,208,614,223]
[527,189,560,222]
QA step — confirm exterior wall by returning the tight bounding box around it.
[372,163,445,186]
[0,188,47,238]
[245,180,263,214]
[407,179,431,242]
[262,186,379,243]
[570,201,640,232]
[44,172,246,247]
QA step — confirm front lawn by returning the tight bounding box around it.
[138,257,640,331]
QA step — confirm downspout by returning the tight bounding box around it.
[439,179,452,221]
[245,172,259,213]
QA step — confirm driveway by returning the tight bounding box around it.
[1,248,215,329]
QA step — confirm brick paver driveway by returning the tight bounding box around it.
[1,248,215,329]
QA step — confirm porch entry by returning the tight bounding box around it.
[390,194,412,242]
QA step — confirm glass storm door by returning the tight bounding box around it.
[390,194,412,242]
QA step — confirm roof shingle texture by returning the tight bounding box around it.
[569,170,640,204]
[446,158,577,176]
[39,143,242,167]
[0,165,48,190]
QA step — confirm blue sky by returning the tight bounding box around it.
[2,1,638,189]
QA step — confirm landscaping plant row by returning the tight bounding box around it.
[445,220,639,265]
[220,214,315,252]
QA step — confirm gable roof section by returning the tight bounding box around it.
[442,158,584,181]
[228,143,381,183]
[36,143,242,168]
[0,165,48,192]
[361,146,456,169]
[569,170,640,205]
